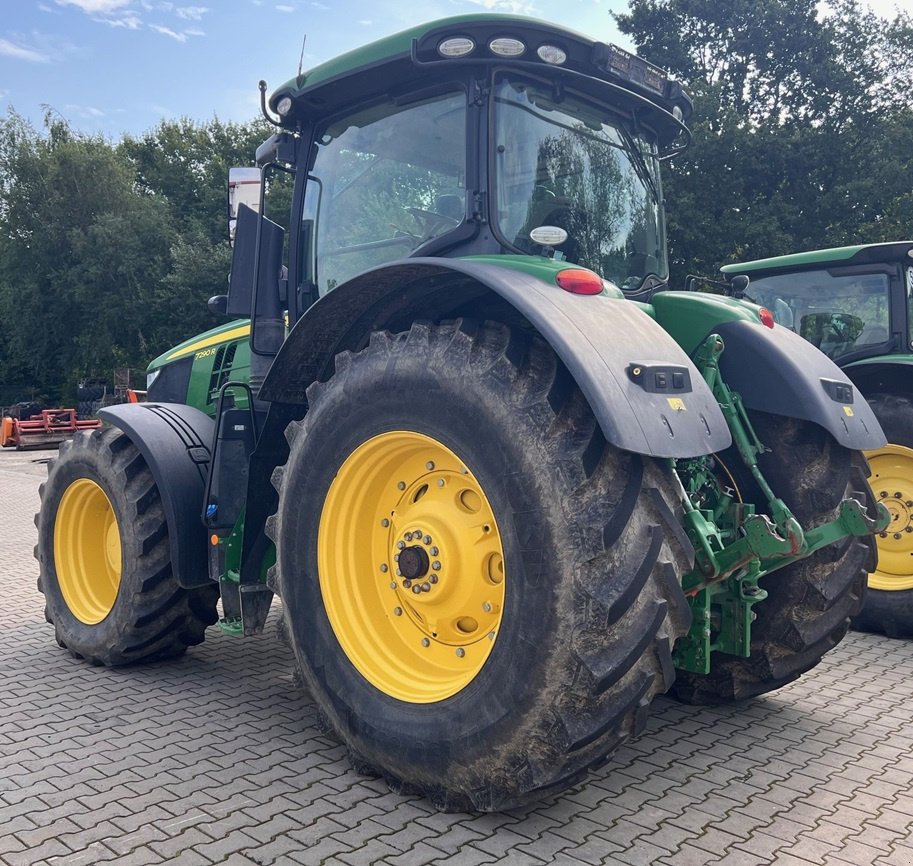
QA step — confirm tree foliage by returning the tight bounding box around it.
[0,113,266,405]
[615,0,913,284]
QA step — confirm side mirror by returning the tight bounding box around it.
[729,274,750,298]
[228,167,262,245]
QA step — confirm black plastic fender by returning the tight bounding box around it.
[97,403,214,589]
[714,320,887,450]
[262,259,732,458]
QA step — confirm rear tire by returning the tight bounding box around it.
[35,427,219,665]
[852,392,913,638]
[671,412,875,704]
[270,320,692,811]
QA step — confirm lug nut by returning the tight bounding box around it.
[894,533,902,540]
[430,546,439,556]
[403,579,412,589]
[437,479,445,487]
[906,527,913,533]
[429,575,438,584]
[397,481,406,490]
[396,568,402,576]
[405,532,413,541]
[896,492,903,498]
[432,561,441,571]
[397,541,406,550]
[380,564,388,573]
[423,535,432,545]
[421,582,431,592]
[394,554,400,562]
[456,648,465,658]
[394,607,403,616]
[880,491,888,498]
[482,602,492,612]
[413,528,422,537]
[422,638,430,647]
[390,582,397,589]
[412,585,423,595]
[880,532,888,538]
[426,461,435,470]
[381,518,390,527]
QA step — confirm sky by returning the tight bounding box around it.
[1,0,907,140]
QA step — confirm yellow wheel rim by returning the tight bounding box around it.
[54,478,122,624]
[866,444,913,591]
[318,431,506,703]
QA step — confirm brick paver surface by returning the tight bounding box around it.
[2,447,912,866]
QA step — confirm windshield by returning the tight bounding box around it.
[493,75,667,289]
[745,269,892,360]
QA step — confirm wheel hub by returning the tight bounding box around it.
[397,544,430,581]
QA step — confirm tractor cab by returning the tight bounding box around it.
[226,14,692,345]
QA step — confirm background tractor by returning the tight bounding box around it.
[723,242,913,638]
[35,15,887,811]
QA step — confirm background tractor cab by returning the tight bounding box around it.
[723,241,913,638]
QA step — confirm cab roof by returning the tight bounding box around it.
[721,242,913,276]
[267,14,691,143]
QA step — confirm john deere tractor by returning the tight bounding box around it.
[36,15,888,811]
[722,242,913,638]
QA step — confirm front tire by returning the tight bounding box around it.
[35,427,219,665]
[853,392,913,638]
[270,320,692,811]
[672,413,875,704]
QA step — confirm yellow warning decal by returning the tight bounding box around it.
[843,406,854,417]
[666,397,687,412]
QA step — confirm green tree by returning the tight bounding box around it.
[615,0,913,283]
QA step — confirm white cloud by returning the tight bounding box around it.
[184,27,205,36]
[461,0,539,14]
[0,38,52,63]
[96,13,142,27]
[358,18,372,25]
[65,103,106,118]
[149,23,187,41]
[276,4,295,10]
[175,5,208,19]
[56,0,133,12]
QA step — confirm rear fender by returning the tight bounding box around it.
[843,357,913,399]
[712,320,887,450]
[97,403,214,588]
[261,258,731,458]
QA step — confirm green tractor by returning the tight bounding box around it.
[722,243,913,638]
[36,15,888,811]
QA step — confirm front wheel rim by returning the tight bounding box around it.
[317,431,506,703]
[866,444,913,591]
[53,478,122,624]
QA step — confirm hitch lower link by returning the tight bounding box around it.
[671,333,890,675]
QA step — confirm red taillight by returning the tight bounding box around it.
[555,269,603,295]
[759,308,775,329]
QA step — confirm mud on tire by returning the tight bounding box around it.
[671,412,875,704]
[269,320,693,811]
[35,427,219,666]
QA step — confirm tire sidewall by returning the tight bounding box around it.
[39,439,144,654]
[279,350,569,780]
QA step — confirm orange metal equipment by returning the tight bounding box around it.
[0,409,102,450]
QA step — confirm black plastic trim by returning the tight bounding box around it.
[713,320,887,450]
[97,403,215,589]
[261,258,731,458]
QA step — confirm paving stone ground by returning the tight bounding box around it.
[1,446,912,866]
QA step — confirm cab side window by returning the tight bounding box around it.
[301,90,467,295]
